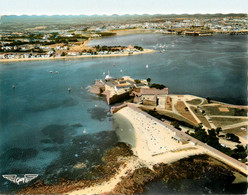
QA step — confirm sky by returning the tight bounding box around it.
[0,0,247,16]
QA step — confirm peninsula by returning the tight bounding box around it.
[18,75,248,194]
[90,75,248,172]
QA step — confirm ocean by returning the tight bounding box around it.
[0,34,247,193]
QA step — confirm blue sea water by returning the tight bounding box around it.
[0,34,247,193]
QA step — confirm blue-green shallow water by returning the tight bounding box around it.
[0,34,247,193]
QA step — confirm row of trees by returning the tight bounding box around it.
[188,125,246,161]
[134,46,143,51]
[94,45,125,52]
[146,78,167,89]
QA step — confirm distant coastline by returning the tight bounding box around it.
[0,49,155,63]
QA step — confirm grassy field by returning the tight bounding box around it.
[165,96,172,110]
[186,99,202,105]
[211,117,248,127]
[202,105,247,116]
[223,125,247,140]
[175,101,198,125]
[157,110,194,125]
[139,105,195,126]
[190,106,211,128]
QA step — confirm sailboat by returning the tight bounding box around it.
[146,64,149,69]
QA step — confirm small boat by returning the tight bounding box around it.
[49,71,53,74]
[12,85,15,89]
[68,87,72,93]
[120,69,123,73]
[103,72,105,75]
[55,71,59,74]
[146,64,149,69]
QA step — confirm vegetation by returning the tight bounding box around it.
[143,109,194,128]
[98,32,116,37]
[175,101,198,125]
[211,117,247,127]
[202,106,247,116]
[134,45,143,51]
[111,155,237,194]
[146,78,151,84]
[226,133,240,143]
[61,52,66,56]
[134,79,141,84]
[170,121,181,130]
[186,98,202,105]
[189,124,247,161]
[190,106,211,128]
[206,97,212,103]
[94,45,125,52]
[150,83,166,89]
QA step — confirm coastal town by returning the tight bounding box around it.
[0,14,247,61]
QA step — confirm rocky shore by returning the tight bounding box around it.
[109,155,239,194]
[19,146,246,194]
[18,141,133,194]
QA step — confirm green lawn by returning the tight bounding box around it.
[223,125,247,140]
[202,106,247,116]
[186,99,202,105]
[190,106,211,128]
[211,117,248,127]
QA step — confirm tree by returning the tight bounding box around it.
[170,121,181,130]
[150,83,166,89]
[232,145,246,160]
[134,79,141,84]
[206,97,211,103]
[215,127,222,136]
[191,124,208,143]
[226,133,240,143]
[61,52,66,56]
[147,78,151,84]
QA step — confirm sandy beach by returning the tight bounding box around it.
[68,105,206,194]
[0,49,155,63]
[116,106,205,164]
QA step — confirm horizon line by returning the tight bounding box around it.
[1,13,247,17]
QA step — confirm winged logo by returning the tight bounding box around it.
[2,174,38,185]
[2,174,17,183]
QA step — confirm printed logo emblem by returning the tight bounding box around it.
[2,174,38,185]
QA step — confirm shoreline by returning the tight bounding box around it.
[0,49,155,63]
[116,105,206,165]
[68,104,247,194]
[111,28,248,36]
